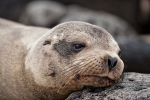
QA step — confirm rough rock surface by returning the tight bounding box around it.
[66,72,150,100]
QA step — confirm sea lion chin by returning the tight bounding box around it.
[0,18,124,100]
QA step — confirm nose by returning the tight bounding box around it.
[108,55,118,71]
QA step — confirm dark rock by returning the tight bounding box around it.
[120,40,150,73]
[19,1,66,27]
[0,0,31,21]
[66,72,150,100]
[54,0,138,29]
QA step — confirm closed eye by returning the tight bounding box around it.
[72,42,85,53]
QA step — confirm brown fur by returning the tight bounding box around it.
[0,18,124,100]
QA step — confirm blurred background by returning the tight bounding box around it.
[0,0,150,73]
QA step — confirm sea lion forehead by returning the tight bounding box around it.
[52,21,119,58]
[51,21,109,38]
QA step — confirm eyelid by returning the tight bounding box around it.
[71,42,86,53]
[71,42,85,46]
[43,40,51,45]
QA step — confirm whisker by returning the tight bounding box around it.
[58,59,95,85]
[58,56,96,77]
[45,58,92,91]
[45,55,98,93]
[61,59,89,73]
[57,68,84,94]
[56,57,97,94]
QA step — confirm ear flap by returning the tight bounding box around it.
[43,39,51,45]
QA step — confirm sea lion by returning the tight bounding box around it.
[0,18,124,100]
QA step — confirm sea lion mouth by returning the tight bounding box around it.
[77,74,124,93]
[78,73,124,87]
[83,75,115,82]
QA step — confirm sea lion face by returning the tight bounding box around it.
[25,21,124,95]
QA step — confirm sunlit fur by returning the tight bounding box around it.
[0,18,124,100]
[25,21,124,99]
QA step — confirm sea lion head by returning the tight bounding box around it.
[25,21,124,96]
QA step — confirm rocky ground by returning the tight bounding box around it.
[66,72,150,100]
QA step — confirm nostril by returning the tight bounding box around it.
[113,58,118,67]
[108,57,112,68]
[108,56,118,70]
